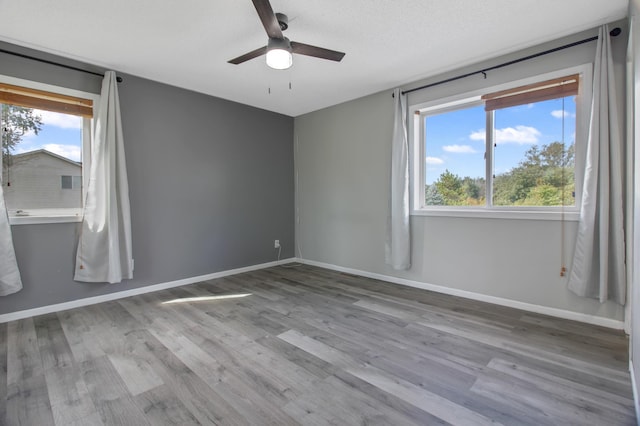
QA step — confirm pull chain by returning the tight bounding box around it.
[560,96,567,277]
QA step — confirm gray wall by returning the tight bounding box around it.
[0,43,294,314]
[294,24,628,322]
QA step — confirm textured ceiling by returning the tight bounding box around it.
[0,0,629,116]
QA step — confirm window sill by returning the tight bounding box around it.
[412,208,580,221]
[8,209,83,225]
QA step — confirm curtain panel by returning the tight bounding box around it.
[75,71,133,284]
[385,89,411,270]
[568,24,626,304]
[0,184,22,296]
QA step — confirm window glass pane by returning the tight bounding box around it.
[492,96,576,207]
[424,104,486,206]
[2,105,83,212]
[61,175,72,189]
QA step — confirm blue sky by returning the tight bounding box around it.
[13,108,83,162]
[424,97,576,184]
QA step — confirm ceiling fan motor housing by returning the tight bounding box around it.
[276,13,288,31]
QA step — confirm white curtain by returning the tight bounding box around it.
[385,89,411,270]
[75,71,133,283]
[0,184,22,295]
[568,25,626,304]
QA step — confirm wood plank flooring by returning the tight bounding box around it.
[1,265,636,425]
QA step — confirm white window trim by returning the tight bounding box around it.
[9,210,83,225]
[408,64,592,221]
[0,74,99,226]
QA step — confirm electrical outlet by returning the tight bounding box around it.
[274,240,280,249]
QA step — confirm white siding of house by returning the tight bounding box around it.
[2,151,81,210]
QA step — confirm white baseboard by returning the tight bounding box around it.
[295,258,625,330]
[1,256,624,330]
[0,258,297,324]
[630,360,640,425]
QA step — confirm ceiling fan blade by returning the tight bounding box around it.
[290,42,345,62]
[228,46,267,64]
[251,0,283,39]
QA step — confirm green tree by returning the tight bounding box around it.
[521,184,562,206]
[541,142,574,168]
[425,184,444,205]
[1,104,43,172]
[428,142,574,207]
[434,170,465,205]
[493,141,574,206]
[428,173,486,206]
[462,176,481,199]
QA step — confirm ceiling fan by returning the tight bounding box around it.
[228,0,345,70]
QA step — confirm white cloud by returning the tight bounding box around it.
[20,129,37,142]
[35,109,83,129]
[42,144,81,161]
[470,125,540,145]
[469,130,486,141]
[551,110,575,119]
[496,126,540,144]
[425,156,444,165]
[443,144,476,154]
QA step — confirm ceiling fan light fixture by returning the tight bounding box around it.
[266,37,292,70]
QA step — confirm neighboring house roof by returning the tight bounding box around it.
[11,149,81,168]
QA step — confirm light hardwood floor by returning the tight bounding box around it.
[1,265,636,425]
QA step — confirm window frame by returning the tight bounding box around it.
[0,74,99,225]
[409,64,592,221]
[61,175,82,190]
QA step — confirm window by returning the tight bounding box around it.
[411,66,589,219]
[61,175,82,189]
[0,76,97,224]
[423,102,486,207]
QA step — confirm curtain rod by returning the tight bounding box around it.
[0,47,123,83]
[399,27,622,97]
